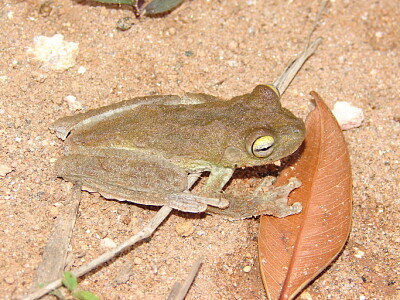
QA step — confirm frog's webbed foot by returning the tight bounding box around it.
[207,177,302,220]
[166,193,229,213]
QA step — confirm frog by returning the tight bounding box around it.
[50,84,304,219]
[50,36,323,219]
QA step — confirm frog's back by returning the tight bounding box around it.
[67,85,305,168]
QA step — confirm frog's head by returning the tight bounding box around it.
[221,85,305,168]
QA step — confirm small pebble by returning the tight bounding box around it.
[242,265,251,273]
[31,70,47,83]
[100,237,117,249]
[133,257,143,265]
[0,164,13,177]
[167,27,176,35]
[116,17,134,31]
[299,291,313,300]
[228,40,238,50]
[332,101,364,130]
[353,247,365,258]
[175,221,194,237]
[64,95,82,111]
[77,66,87,74]
[4,276,15,284]
[121,215,131,225]
[49,206,59,218]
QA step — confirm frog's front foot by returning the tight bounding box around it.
[252,177,302,218]
[206,177,302,219]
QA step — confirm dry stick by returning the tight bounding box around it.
[273,37,321,96]
[23,205,173,300]
[167,256,204,300]
[274,0,328,95]
[31,183,82,289]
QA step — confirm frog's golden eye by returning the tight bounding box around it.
[245,129,276,158]
[252,136,275,158]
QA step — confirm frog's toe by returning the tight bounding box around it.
[265,199,302,218]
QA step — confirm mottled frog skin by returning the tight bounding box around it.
[51,84,305,218]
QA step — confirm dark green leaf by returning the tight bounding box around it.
[144,0,184,15]
[62,272,78,292]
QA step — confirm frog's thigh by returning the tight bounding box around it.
[56,154,188,207]
[56,154,226,213]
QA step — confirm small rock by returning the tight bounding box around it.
[133,257,143,265]
[242,265,251,273]
[100,237,117,249]
[4,276,15,284]
[0,164,13,177]
[31,70,48,83]
[299,291,313,300]
[116,17,134,31]
[64,95,82,111]
[175,221,194,237]
[121,214,131,225]
[49,206,59,218]
[353,247,365,258]
[28,34,79,71]
[332,101,364,130]
[77,66,87,74]
[228,40,238,51]
[167,27,176,35]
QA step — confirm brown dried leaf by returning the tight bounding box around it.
[258,92,353,300]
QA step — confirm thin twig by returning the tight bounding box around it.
[167,256,204,300]
[31,183,82,289]
[273,38,322,96]
[273,0,328,95]
[23,205,173,300]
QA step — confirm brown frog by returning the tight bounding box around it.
[50,84,304,219]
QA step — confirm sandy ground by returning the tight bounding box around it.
[0,0,399,299]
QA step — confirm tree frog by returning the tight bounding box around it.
[50,84,304,219]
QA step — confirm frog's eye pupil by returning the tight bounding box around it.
[252,136,275,158]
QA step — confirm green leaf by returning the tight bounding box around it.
[62,272,78,292]
[92,0,136,5]
[73,290,101,300]
[50,288,65,299]
[144,0,184,15]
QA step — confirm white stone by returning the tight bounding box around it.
[78,66,87,74]
[100,237,117,249]
[64,95,82,111]
[332,101,364,130]
[28,34,79,71]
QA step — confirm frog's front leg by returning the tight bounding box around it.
[203,166,235,195]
